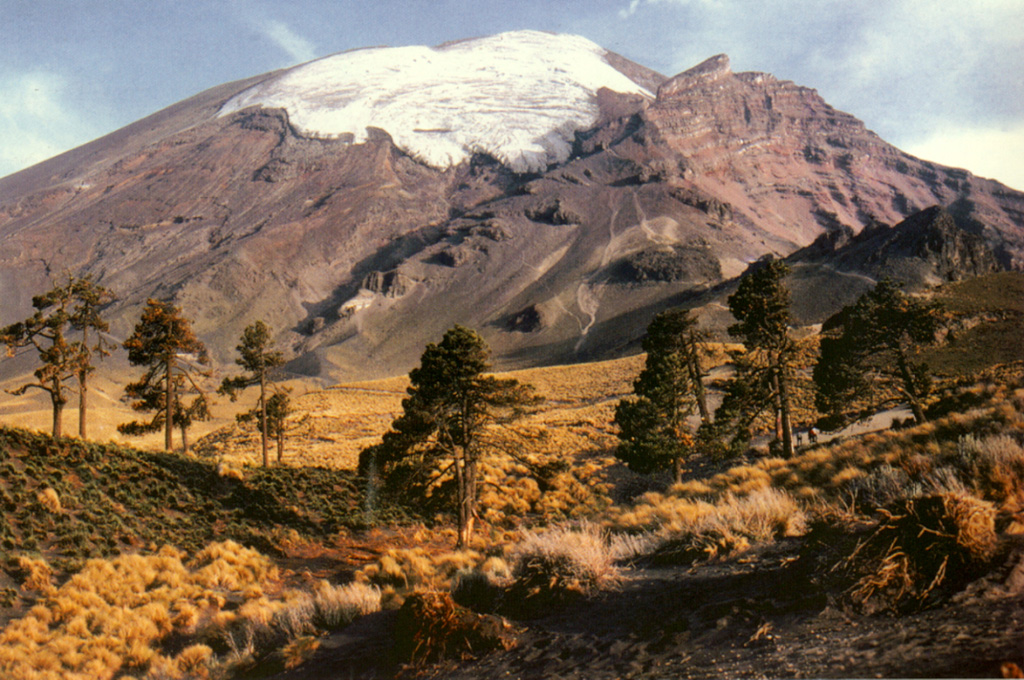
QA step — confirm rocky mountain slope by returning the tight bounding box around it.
[1,31,1022,382]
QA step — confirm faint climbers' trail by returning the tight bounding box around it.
[575,194,621,351]
[632,189,658,241]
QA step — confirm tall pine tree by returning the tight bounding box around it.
[725,258,798,456]
[119,299,210,452]
[1,274,112,438]
[368,326,537,548]
[815,279,941,427]
[614,309,710,482]
[219,320,286,467]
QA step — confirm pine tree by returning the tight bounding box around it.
[119,299,211,452]
[237,389,300,464]
[814,279,941,427]
[1,275,112,438]
[219,320,286,466]
[369,326,537,548]
[614,309,710,482]
[725,258,798,456]
[68,275,115,439]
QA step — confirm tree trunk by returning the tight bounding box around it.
[895,348,927,424]
[51,384,64,439]
[276,429,284,464]
[260,370,269,467]
[771,368,784,442]
[777,365,795,457]
[673,455,682,485]
[688,339,711,423]
[461,449,478,549]
[78,369,88,439]
[79,326,89,439]
[454,446,469,549]
[165,356,174,451]
[181,423,189,454]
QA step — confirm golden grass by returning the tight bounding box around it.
[354,547,489,607]
[0,540,379,680]
[509,523,621,595]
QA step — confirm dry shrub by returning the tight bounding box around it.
[281,636,320,670]
[960,434,1024,511]
[825,491,998,614]
[12,555,54,594]
[174,644,213,678]
[190,540,277,589]
[215,460,245,481]
[0,540,354,680]
[394,591,517,666]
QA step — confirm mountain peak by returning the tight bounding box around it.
[657,54,731,99]
[218,30,652,173]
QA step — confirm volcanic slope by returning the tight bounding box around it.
[0,31,1022,383]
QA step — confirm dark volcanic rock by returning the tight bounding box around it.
[792,205,1002,285]
[507,305,544,333]
[362,270,412,298]
[613,246,723,284]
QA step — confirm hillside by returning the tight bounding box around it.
[0,266,1023,678]
[1,362,1023,678]
[0,428,365,567]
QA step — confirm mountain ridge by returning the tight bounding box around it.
[0,31,1021,384]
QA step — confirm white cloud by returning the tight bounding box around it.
[0,71,98,178]
[258,19,317,64]
[618,0,641,18]
[904,123,1024,192]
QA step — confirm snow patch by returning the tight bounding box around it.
[219,31,651,173]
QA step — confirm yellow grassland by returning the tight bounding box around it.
[198,347,737,471]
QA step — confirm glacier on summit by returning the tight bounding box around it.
[219,31,652,173]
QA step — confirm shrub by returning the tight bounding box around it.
[647,488,807,563]
[394,591,517,666]
[504,523,620,617]
[842,464,916,512]
[959,434,1024,511]
[822,491,998,614]
[354,548,484,605]
[37,487,62,514]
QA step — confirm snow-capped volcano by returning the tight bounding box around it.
[219,30,652,172]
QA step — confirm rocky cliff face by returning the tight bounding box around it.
[0,33,1021,382]
[644,55,1024,261]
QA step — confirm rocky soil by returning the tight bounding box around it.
[269,538,1024,679]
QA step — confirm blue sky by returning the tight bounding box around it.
[2,0,1022,189]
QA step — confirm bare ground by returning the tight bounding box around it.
[267,537,1024,679]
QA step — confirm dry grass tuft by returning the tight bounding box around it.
[0,540,378,680]
[645,488,808,563]
[505,523,620,616]
[36,487,62,513]
[310,580,382,630]
[354,548,485,606]
[12,555,54,594]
